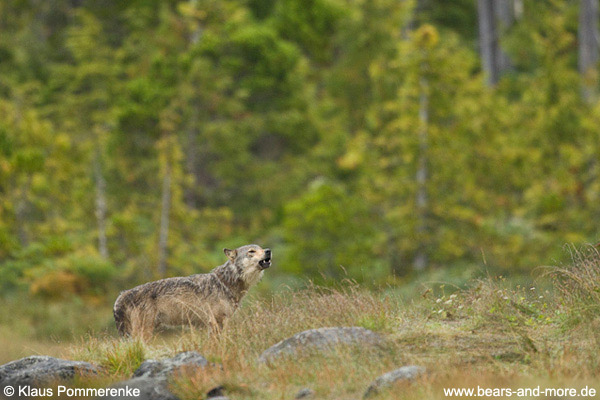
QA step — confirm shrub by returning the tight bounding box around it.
[30,269,87,299]
[64,254,117,295]
[281,179,384,284]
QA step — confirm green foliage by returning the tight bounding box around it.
[0,260,30,293]
[63,254,118,294]
[282,179,383,282]
[272,0,346,63]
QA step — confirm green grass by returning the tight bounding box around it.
[72,336,146,377]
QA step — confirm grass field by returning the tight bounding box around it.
[2,249,600,399]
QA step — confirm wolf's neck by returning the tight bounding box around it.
[212,261,249,300]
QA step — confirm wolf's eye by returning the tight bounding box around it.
[248,249,256,254]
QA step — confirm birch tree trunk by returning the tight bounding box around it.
[494,0,514,74]
[94,146,109,259]
[579,0,599,101]
[15,200,28,246]
[15,180,30,247]
[477,0,514,86]
[184,111,199,209]
[184,15,203,209]
[413,77,429,271]
[478,0,496,85]
[157,154,172,278]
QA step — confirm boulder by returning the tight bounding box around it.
[0,355,99,387]
[259,327,384,364]
[133,351,208,378]
[105,376,178,400]
[102,351,208,400]
[206,385,225,398]
[363,366,425,398]
[294,387,315,399]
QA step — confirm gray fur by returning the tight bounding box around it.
[113,244,271,338]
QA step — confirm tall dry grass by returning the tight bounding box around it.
[71,285,409,399]
[551,246,600,323]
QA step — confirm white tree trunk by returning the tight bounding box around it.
[413,78,429,271]
[94,147,109,259]
[157,158,172,278]
[15,179,30,247]
[478,0,514,85]
[184,11,203,209]
[494,0,514,74]
[579,0,599,100]
[185,114,199,209]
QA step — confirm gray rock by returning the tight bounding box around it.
[259,327,384,364]
[295,387,315,398]
[363,366,425,398]
[102,351,208,400]
[133,351,208,378]
[207,385,225,398]
[104,377,177,400]
[0,355,99,387]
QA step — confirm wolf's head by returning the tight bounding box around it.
[223,244,272,286]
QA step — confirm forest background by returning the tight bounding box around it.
[1,0,600,350]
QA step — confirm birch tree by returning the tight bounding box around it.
[579,0,599,100]
[157,135,174,278]
[477,0,514,85]
[413,77,429,271]
[61,11,117,259]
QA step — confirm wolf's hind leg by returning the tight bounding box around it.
[114,304,131,337]
[209,312,227,336]
[129,307,157,341]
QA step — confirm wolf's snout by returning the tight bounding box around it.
[259,249,272,269]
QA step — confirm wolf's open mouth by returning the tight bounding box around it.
[259,257,271,269]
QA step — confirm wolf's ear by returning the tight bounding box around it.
[224,248,237,262]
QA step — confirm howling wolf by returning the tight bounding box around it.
[113,244,271,338]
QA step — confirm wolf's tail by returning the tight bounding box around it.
[113,295,130,336]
